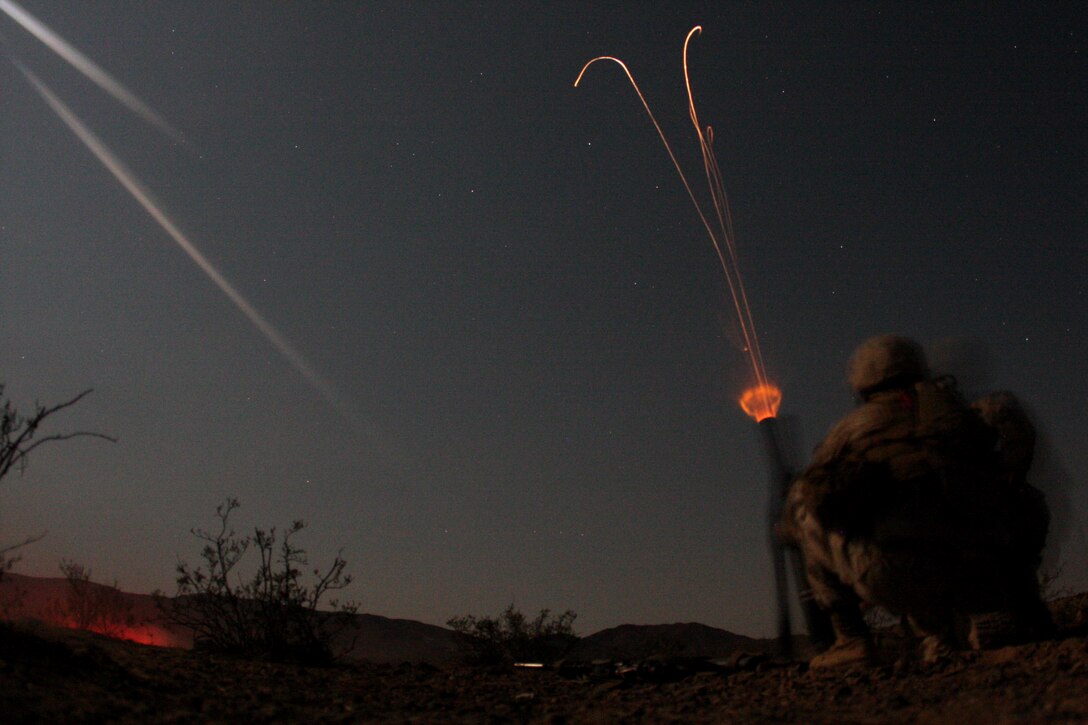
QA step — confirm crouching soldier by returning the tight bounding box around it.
[779,335,1050,668]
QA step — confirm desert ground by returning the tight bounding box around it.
[1,583,1086,723]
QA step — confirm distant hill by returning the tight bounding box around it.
[566,622,771,662]
[0,573,463,663]
[344,613,464,664]
[1,573,780,665]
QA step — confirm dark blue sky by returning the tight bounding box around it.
[2,1,1085,636]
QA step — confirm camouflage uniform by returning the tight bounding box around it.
[969,391,1052,642]
[781,335,1034,665]
[971,391,1047,567]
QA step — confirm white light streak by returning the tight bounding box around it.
[0,0,184,144]
[15,60,356,423]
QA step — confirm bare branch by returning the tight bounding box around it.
[0,531,48,578]
[20,430,119,455]
[1,386,115,481]
[0,531,47,558]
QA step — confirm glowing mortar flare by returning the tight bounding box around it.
[739,383,782,423]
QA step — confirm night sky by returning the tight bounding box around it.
[2,2,1085,637]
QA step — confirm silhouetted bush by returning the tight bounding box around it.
[160,498,357,664]
[448,604,577,665]
[53,560,135,638]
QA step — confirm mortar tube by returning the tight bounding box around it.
[759,417,794,657]
[760,417,836,655]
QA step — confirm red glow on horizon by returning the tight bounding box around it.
[739,383,782,422]
[54,617,180,647]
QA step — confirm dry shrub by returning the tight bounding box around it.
[160,498,357,664]
[448,604,577,665]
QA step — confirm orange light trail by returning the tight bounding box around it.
[575,26,780,421]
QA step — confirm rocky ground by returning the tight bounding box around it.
[1,594,1086,723]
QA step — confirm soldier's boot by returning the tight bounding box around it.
[1010,575,1056,642]
[919,634,956,663]
[962,563,1055,648]
[908,613,961,664]
[809,607,874,670]
[967,586,1056,650]
[1017,597,1056,641]
[968,611,1020,650]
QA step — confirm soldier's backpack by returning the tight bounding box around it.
[815,376,999,537]
[861,375,996,485]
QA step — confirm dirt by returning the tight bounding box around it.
[1,595,1086,723]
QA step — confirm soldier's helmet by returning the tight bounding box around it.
[848,334,928,398]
